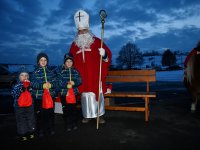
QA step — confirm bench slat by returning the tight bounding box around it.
[104,92,156,98]
[107,70,156,76]
[106,76,156,82]
[105,106,145,111]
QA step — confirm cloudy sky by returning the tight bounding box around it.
[0,0,200,65]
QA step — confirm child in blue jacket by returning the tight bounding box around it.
[11,67,35,141]
[31,52,57,137]
[57,53,82,131]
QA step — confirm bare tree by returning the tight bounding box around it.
[116,42,143,69]
[161,49,177,66]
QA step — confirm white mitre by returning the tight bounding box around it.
[74,10,89,30]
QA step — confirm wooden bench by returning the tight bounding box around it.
[104,69,156,122]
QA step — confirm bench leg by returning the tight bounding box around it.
[105,98,110,106]
[104,98,115,106]
[145,97,150,122]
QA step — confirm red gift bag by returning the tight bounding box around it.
[66,68,76,104]
[18,81,32,107]
[66,83,76,104]
[23,81,30,88]
[42,67,54,109]
[42,89,54,109]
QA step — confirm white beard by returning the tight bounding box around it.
[75,32,94,49]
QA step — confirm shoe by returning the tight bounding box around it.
[73,125,78,130]
[29,134,34,139]
[50,130,55,135]
[82,118,91,123]
[66,127,72,132]
[20,136,27,141]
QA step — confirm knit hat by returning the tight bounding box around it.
[64,53,73,64]
[37,52,48,64]
[17,66,29,78]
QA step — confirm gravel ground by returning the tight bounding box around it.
[1,81,200,150]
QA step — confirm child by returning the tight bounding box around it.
[11,66,35,141]
[57,53,81,131]
[31,52,57,137]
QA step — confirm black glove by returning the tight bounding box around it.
[27,86,32,92]
[102,52,108,60]
[20,87,26,93]
[20,86,32,92]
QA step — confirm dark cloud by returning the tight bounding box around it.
[136,27,200,51]
[0,0,44,51]
[137,0,199,11]
[0,0,43,34]
[105,35,127,55]
[0,0,200,65]
[44,0,86,26]
[0,47,36,64]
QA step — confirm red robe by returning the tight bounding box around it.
[69,37,112,101]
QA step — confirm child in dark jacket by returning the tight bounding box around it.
[57,53,82,131]
[31,52,57,137]
[11,67,35,141]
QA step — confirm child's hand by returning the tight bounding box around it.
[67,83,72,88]
[70,81,75,85]
[27,86,32,92]
[20,87,26,93]
[43,82,52,89]
[46,82,51,89]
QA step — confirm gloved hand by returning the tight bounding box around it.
[43,83,47,89]
[27,86,32,92]
[67,83,72,89]
[20,87,26,93]
[70,81,75,85]
[43,82,52,89]
[98,48,105,57]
